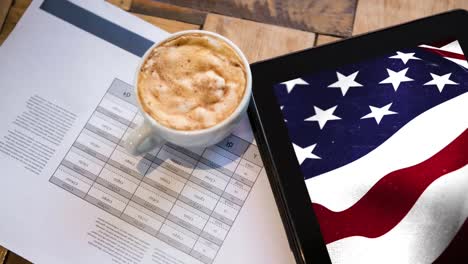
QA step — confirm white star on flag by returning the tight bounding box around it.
[379,68,414,91]
[361,103,398,124]
[389,51,421,64]
[423,73,458,92]
[292,143,321,165]
[281,78,309,93]
[328,71,363,96]
[304,105,341,129]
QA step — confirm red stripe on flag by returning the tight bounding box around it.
[425,38,457,48]
[420,47,467,61]
[433,218,468,264]
[312,129,468,244]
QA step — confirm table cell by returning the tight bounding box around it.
[144,166,186,198]
[208,145,241,164]
[152,160,190,180]
[61,160,94,181]
[104,163,140,184]
[129,113,144,128]
[156,146,196,176]
[186,146,205,156]
[223,179,250,205]
[85,124,120,144]
[207,216,231,231]
[141,181,176,203]
[212,197,241,225]
[201,218,229,245]
[232,159,261,187]
[166,216,201,235]
[104,92,138,112]
[99,94,136,123]
[242,144,263,166]
[58,165,94,184]
[166,142,204,160]
[147,145,161,160]
[180,182,219,212]
[71,146,106,166]
[108,161,142,181]
[50,176,87,198]
[191,165,229,194]
[96,106,131,127]
[143,179,177,199]
[87,111,127,141]
[128,200,166,223]
[177,197,208,216]
[190,250,213,264]
[107,79,138,106]
[121,129,161,160]
[188,177,222,197]
[122,203,163,236]
[158,221,197,253]
[97,166,139,198]
[238,158,262,176]
[96,178,131,199]
[133,184,174,217]
[64,147,104,178]
[77,129,116,158]
[191,237,219,264]
[168,201,209,234]
[221,194,243,207]
[51,166,93,198]
[216,135,250,157]
[202,148,238,173]
[196,162,231,180]
[164,145,198,165]
[231,174,253,188]
[109,147,151,178]
[86,185,128,216]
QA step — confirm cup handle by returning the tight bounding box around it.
[124,119,165,156]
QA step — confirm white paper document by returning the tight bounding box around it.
[0,1,295,263]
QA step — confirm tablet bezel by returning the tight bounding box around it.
[248,9,468,264]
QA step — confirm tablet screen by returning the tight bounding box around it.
[272,39,468,263]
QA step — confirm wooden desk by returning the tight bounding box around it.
[0,0,466,263]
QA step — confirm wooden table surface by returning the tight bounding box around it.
[0,0,467,263]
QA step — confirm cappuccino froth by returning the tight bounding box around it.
[137,33,247,131]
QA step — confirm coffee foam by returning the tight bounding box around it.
[137,33,247,131]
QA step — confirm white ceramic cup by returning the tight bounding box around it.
[125,30,252,156]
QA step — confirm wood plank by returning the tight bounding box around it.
[0,0,13,31]
[8,0,30,10]
[106,0,132,11]
[132,13,199,33]
[353,0,468,35]
[4,252,29,264]
[203,14,315,63]
[315,35,342,46]
[0,246,7,264]
[0,0,31,45]
[156,0,357,37]
[130,0,206,26]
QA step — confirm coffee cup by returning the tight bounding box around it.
[125,30,252,155]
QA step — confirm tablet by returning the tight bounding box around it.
[248,9,468,264]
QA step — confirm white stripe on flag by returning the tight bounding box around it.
[326,165,468,264]
[445,57,468,69]
[305,92,468,211]
[419,40,464,55]
[419,40,467,68]
[440,40,465,54]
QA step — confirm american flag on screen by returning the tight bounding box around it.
[273,39,468,264]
